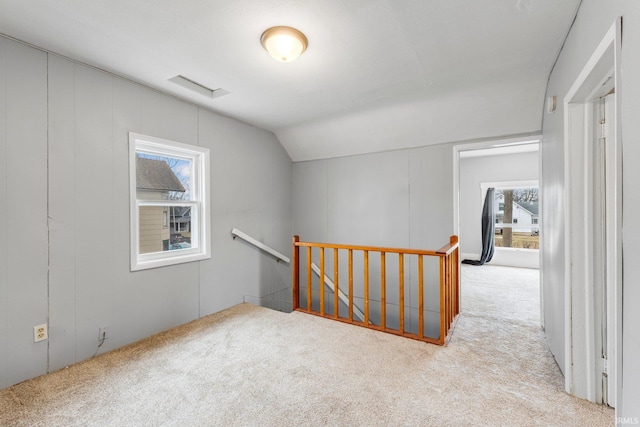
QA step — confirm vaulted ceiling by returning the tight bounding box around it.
[0,0,580,161]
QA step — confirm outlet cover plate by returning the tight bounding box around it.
[34,324,48,342]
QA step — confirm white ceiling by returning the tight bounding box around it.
[0,0,580,161]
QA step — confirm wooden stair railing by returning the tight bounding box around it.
[310,262,367,323]
[291,235,460,346]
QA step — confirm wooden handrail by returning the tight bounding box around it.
[436,235,459,256]
[292,235,460,346]
[295,241,441,257]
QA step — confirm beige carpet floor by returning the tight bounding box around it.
[0,265,613,426]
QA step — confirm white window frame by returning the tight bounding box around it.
[129,132,210,271]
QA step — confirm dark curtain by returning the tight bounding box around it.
[462,187,495,266]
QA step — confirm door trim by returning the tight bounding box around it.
[563,18,622,406]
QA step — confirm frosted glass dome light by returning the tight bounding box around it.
[261,26,308,63]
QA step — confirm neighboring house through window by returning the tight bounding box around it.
[136,157,185,254]
[129,132,210,271]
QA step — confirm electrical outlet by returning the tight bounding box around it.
[98,326,111,341]
[34,324,48,343]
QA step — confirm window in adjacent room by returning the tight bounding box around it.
[129,132,210,271]
[493,186,539,249]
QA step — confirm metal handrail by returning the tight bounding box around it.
[231,228,290,264]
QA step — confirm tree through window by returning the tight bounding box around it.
[494,187,539,249]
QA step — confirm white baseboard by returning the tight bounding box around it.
[461,250,539,269]
[461,252,480,261]
[489,248,539,269]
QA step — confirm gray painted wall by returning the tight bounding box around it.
[0,36,292,388]
[4,1,638,414]
[292,145,454,338]
[0,36,49,389]
[459,151,538,256]
[541,0,640,416]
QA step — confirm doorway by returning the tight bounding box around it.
[453,137,543,322]
[563,19,621,407]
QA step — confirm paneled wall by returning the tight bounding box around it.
[0,36,292,388]
[0,37,49,389]
[292,145,454,337]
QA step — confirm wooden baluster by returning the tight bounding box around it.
[452,236,460,317]
[399,253,405,334]
[380,252,386,329]
[348,249,354,321]
[418,254,424,339]
[449,235,460,318]
[439,255,446,345]
[451,255,455,321]
[364,250,369,324]
[320,247,325,316]
[456,248,460,317]
[452,256,455,326]
[443,255,448,330]
[445,255,453,335]
[306,247,312,311]
[292,236,300,311]
[334,248,339,319]
[450,255,454,329]
[451,254,455,322]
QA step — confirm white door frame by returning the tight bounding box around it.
[563,18,622,405]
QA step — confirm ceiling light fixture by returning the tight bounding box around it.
[260,26,308,63]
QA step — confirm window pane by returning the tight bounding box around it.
[495,227,539,249]
[169,206,193,250]
[494,187,539,249]
[135,152,192,201]
[139,205,193,254]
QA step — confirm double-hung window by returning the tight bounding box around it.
[129,132,210,271]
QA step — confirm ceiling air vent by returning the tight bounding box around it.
[169,75,229,99]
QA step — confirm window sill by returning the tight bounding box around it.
[131,251,210,271]
[495,247,539,253]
